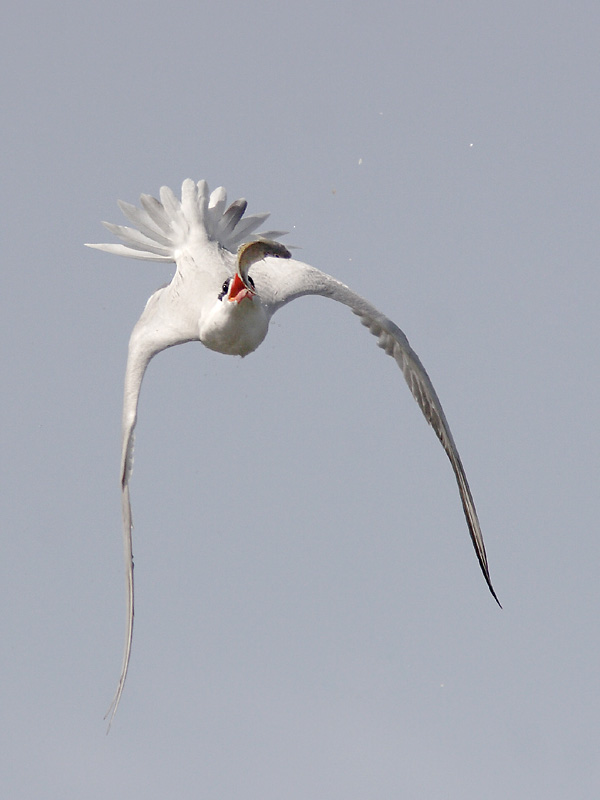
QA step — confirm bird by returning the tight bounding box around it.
[87,177,500,729]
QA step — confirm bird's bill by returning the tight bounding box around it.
[227,271,255,303]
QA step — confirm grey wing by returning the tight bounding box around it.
[105,290,195,730]
[255,258,500,605]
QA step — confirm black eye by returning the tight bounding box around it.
[218,279,230,301]
[248,275,255,289]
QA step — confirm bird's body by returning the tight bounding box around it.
[199,283,269,355]
[87,178,499,729]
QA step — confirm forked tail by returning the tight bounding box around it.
[86,178,286,261]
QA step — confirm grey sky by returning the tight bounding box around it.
[2,1,598,797]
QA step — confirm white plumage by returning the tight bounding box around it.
[87,178,499,729]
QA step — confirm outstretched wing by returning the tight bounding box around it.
[105,290,195,730]
[253,257,500,605]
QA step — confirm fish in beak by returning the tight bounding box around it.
[227,239,292,303]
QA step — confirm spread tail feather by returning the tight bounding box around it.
[86,178,286,261]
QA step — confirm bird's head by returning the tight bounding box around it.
[223,239,291,304]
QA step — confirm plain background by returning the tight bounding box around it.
[2,1,598,797]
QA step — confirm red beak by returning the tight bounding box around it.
[227,272,255,303]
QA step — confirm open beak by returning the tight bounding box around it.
[227,270,255,303]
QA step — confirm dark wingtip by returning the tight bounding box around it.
[482,570,502,608]
[490,586,502,608]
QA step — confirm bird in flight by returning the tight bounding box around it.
[87,178,499,728]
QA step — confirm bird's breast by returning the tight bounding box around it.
[199,298,269,357]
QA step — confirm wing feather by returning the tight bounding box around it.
[256,258,500,605]
[104,290,196,730]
